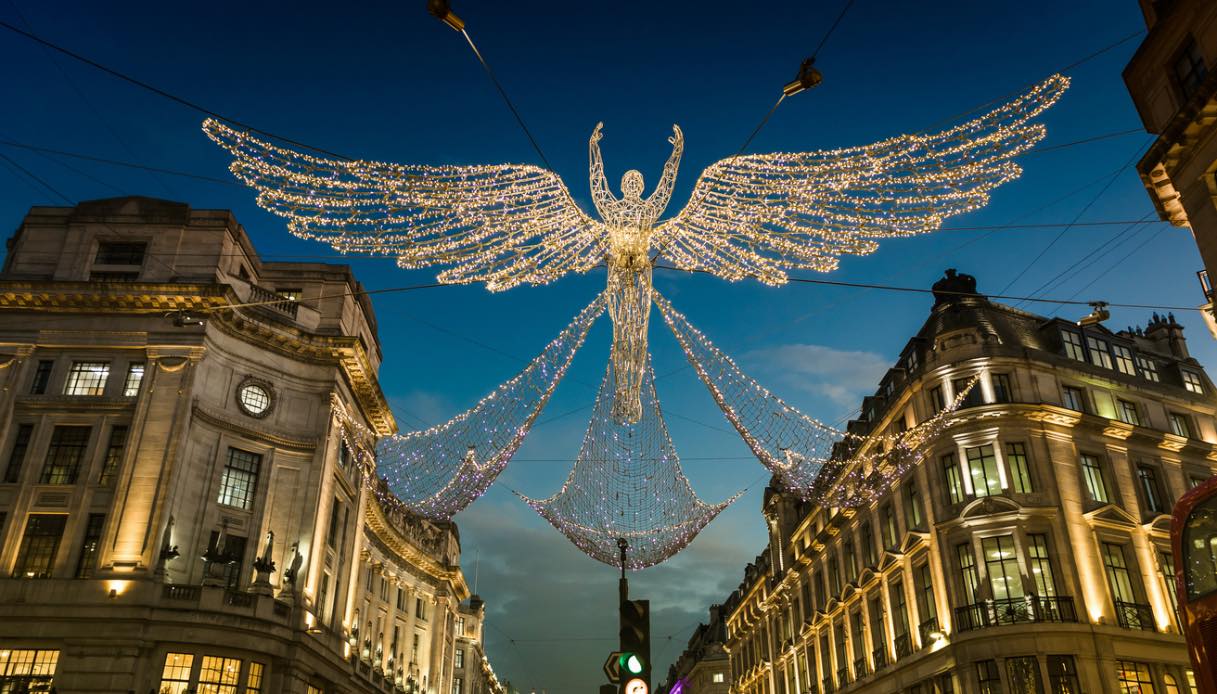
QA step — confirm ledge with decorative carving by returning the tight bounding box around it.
[192,399,319,452]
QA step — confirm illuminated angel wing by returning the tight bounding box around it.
[203,119,607,291]
[653,74,1069,284]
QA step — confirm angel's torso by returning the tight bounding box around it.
[603,200,659,270]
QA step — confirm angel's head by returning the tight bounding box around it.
[621,170,644,199]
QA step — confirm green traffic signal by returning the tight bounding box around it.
[619,653,644,675]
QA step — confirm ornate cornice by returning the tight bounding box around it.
[364,499,469,600]
[191,400,318,451]
[0,281,396,435]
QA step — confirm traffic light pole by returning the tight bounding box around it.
[618,537,629,602]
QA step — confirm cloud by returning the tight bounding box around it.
[743,343,890,411]
[455,488,764,694]
[387,390,453,429]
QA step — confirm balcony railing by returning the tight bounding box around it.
[162,584,200,601]
[918,616,940,645]
[249,284,300,319]
[893,633,912,659]
[836,667,850,687]
[1114,600,1155,631]
[853,656,868,679]
[224,590,255,608]
[822,677,835,694]
[871,646,887,671]
[954,595,1078,632]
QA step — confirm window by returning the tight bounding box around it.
[1137,356,1160,382]
[929,386,945,411]
[814,571,826,608]
[40,426,90,484]
[861,521,877,566]
[123,362,145,397]
[159,653,194,694]
[4,423,34,483]
[247,662,264,694]
[983,535,1024,600]
[965,444,1002,497]
[713,673,725,684]
[1158,550,1179,622]
[217,448,261,510]
[380,577,389,602]
[14,514,66,578]
[1183,371,1205,394]
[1006,656,1044,694]
[63,361,109,395]
[95,241,146,266]
[1080,454,1109,503]
[953,377,982,409]
[906,484,924,529]
[198,655,241,694]
[1116,661,1155,692]
[957,543,980,604]
[1061,330,1085,361]
[1027,534,1057,597]
[1117,399,1141,426]
[829,556,841,595]
[1061,385,1085,412]
[1006,442,1033,493]
[868,594,886,658]
[1046,655,1079,694]
[237,382,272,417]
[453,679,462,694]
[882,504,898,548]
[844,540,858,583]
[942,453,964,504]
[1113,344,1136,375]
[1102,543,1137,604]
[397,587,406,611]
[98,425,128,486]
[991,373,1012,403]
[416,597,428,621]
[1138,465,1167,515]
[915,563,937,628]
[976,660,1001,694]
[317,573,330,624]
[29,360,53,394]
[849,610,864,667]
[327,500,342,548]
[890,579,909,643]
[1086,336,1113,369]
[1174,37,1208,100]
[454,648,464,669]
[75,513,105,578]
[1164,673,1181,694]
[1169,412,1193,438]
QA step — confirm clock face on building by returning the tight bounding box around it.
[624,678,648,694]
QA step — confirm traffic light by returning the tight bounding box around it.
[619,599,650,694]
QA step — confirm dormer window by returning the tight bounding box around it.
[1183,371,1205,394]
[1086,336,1113,369]
[1061,330,1085,361]
[1173,37,1208,102]
[1137,356,1160,382]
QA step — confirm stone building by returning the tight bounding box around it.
[1123,0,1217,335]
[723,270,1214,694]
[0,197,496,693]
[661,604,731,694]
[451,596,506,694]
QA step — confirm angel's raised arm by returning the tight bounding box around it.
[646,124,684,213]
[589,122,614,218]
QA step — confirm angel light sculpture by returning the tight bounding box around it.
[203,73,1068,425]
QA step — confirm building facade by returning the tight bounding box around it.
[0,197,496,693]
[661,604,731,694]
[452,596,506,694]
[723,271,1214,694]
[1124,0,1217,335]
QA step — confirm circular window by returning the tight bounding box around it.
[236,378,274,418]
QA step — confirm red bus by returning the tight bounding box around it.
[1172,475,1217,692]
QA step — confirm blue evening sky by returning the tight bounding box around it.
[1,1,1207,690]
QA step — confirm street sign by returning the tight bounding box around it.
[603,651,623,684]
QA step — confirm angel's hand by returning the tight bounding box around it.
[591,122,604,144]
[669,124,683,147]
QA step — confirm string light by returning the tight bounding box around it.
[204,77,1063,423]
[520,358,738,570]
[654,291,974,504]
[371,295,605,520]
